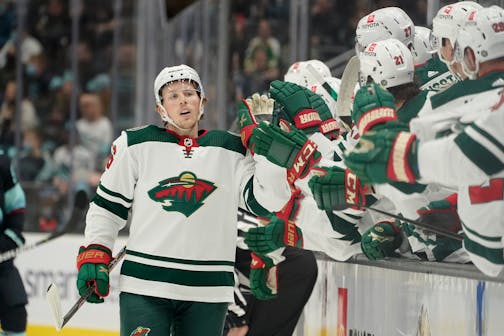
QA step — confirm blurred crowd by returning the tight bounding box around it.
[1,0,429,231]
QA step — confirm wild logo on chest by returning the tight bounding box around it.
[148,171,217,217]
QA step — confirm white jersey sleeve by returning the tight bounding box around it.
[85,131,135,248]
[418,108,504,187]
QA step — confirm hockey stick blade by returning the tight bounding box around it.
[0,190,89,263]
[361,206,463,241]
[56,246,127,329]
[46,283,64,330]
[336,56,360,118]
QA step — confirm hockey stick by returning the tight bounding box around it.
[46,245,127,330]
[360,205,463,241]
[335,56,360,122]
[0,190,89,263]
[305,63,351,132]
[238,204,463,241]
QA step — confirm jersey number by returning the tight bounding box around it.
[492,22,504,33]
[106,145,117,169]
[469,178,504,204]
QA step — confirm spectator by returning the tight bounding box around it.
[244,19,281,74]
[0,79,39,145]
[243,45,279,95]
[0,0,15,49]
[29,0,70,71]
[76,92,113,163]
[19,129,54,183]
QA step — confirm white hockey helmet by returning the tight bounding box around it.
[454,6,504,79]
[154,64,205,105]
[310,76,341,117]
[355,7,415,53]
[412,26,436,65]
[153,64,205,127]
[284,59,331,88]
[431,1,483,61]
[359,38,415,89]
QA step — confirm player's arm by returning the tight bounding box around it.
[418,111,504,186]
[0,155,26,253]
[84,131,137,248]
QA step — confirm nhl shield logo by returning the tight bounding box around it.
[148,172,217,217]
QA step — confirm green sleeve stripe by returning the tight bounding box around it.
[92,194,130,220]
[242,177,271,217]
[126,249,235,266]
[121,260,235,287]
[325,211,361,243]
[464,237,504,265]
[462,222,502,242]
[471,124,504,153]
[454,128,504,175]
[98,183,133,203]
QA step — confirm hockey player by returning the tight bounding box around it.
[225,94,318,336]
[0,153,28,336]
[412,26,458,93]
[344,6,504,276]
[75,64,291,335]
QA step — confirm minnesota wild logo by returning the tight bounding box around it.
[148,172,217,217]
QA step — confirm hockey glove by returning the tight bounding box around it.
[76,244,112,303]
[237,93,275,149]
[416,193,461,235]
[244,215,303,254]
[249,253,278,300]
[352,83,397,135]
[343,126,417,184]
[308,166,368,210]
[361,220,403,260]
[270,80,340,140]
[251,122,321,184]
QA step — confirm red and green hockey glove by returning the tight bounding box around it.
[251,122,321,184]
[76,244,112,303]
[244,189,303,254]
[270,80,340,140]
[249,253,278,300]
[237,93,275,149]
[417,193,461,235]
[352,83,397,135]
[343,126,417,184]
[308,166,368,210]
[360,220,403,260]
[244,215,303,254]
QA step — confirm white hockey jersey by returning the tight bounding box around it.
[84,125,288,303]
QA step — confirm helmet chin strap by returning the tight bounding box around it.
[158,100,205,133]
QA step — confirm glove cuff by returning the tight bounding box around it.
[344,169,366,208]
[319,118,340,140]
[387,132,418,183]
[286,140,320,184]
[77,244,112,270]
[293,109,322,129]
[357,107,397,135]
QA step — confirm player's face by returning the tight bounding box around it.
[159,80,204,135]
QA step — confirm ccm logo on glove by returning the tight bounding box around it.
[287,141,318,184]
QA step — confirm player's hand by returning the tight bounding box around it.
[343,126,417,184]
[251,122,321,184]
[360,220,403,260]
[227,326,249,336]
[352,83,397,135]
[417,193,460,234]
[244,214,303,254]
[308,166,368,210]
[270,80,340,139]
[76,244,112,303]
[249,253,278,300]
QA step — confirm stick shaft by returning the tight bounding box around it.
[362,206,463,241]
